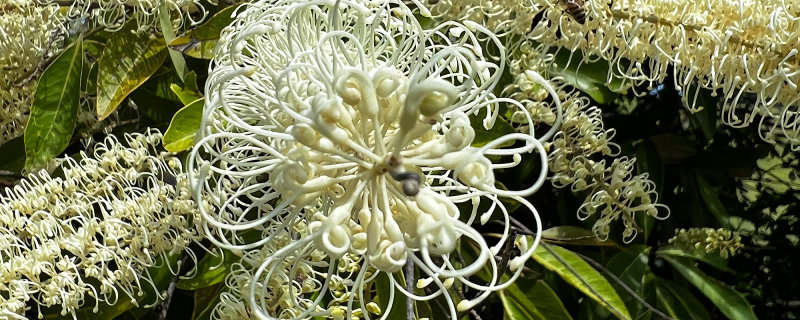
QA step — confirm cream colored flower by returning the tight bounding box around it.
[0,130,201,319]
[506,42,669,242]
[189,0,561,318]
[527,0,800,148]
[36,0,208,31]
[0,1,64,145]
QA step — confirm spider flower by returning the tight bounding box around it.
[526,0,800,148]
[188,0,561,318]
[506,44,669,242]
[0,130,201,319]
[0,1,65,145]
[35,0,208,31]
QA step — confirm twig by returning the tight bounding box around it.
[405,260,415,320]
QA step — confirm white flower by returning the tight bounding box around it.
[189,0,562,318]
[0,130,201,318]
[0,1,65,145]
[36,0,208,31]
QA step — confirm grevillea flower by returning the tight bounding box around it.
[0,1,65,145]
[36,0,208,31]
[505,42,669,242]
[0,130,201,319]
[526,0,800,149]
[188,0,561,318]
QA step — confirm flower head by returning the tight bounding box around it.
[0,1,65,145]
[0,130,201,319]
[190,0,559,318]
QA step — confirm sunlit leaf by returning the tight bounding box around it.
[501,278,573,320]
[169,71,203,105]
[96,20,168,119]
[532,244,631,320]
[663,256,757,320]
[24,37,83,170]
[163,98,204,152]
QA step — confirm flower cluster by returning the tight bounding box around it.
[527,0,800,148]
[36,0,208,31]
[0,1,65,145]
[669,228,744,258]
[0,130,201,319]
[506,43,669,242]
[425,0,538,37]
[189,0,558,318]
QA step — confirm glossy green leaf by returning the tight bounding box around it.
[159,1,188,81]
[96,20,168,119]
[374,272,406,320]
[696,174,732,228]
[542,226,618,247]
[24,37,83,170]
[177,247,236,290]
[663,256,757,320]
[532,244,631,320]
[170,71,203,105]
[163,98,204,152]
[654,279,711,320]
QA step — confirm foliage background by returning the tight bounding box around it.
[1,0,798,319]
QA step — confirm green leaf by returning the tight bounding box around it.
[696,174,732,228]
[192,5,238,40]
[159,1,188,81]
[654,278,711,320]
[542,226,618,247]
[177,247,236,290]
[163,98,204,152]
[551,49,624,104]
[532,244,631,320]
[662,256,757,320]
[606,246,650,317]
[24,37,83,170]
[374,272,406,320]
[657,246,731,272]
[169,71,203,105]
[501,279,574,320]
[96,20,168,119]
[192,282,226,320]
[168,5,237,60]
[500,291,537,320]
